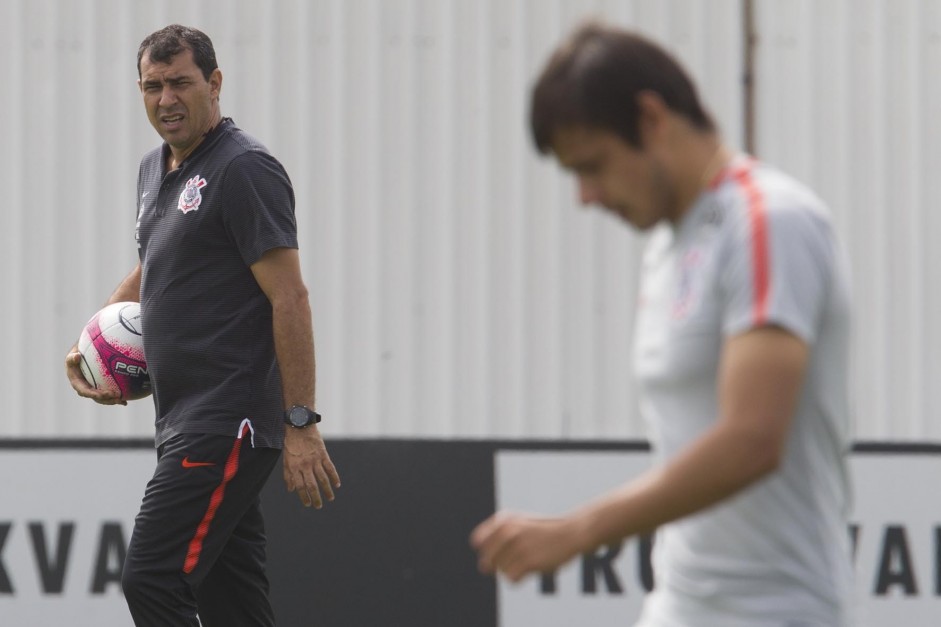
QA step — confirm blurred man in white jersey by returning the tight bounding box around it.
[471,22,854,627]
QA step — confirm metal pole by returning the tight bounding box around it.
[743,0,757,155]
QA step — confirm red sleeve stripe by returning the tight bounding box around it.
[731,165,770,325]
[182,422,251,574]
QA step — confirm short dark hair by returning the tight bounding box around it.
[137,24,218,80]
[530,22,715,153]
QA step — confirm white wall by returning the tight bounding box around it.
[753,0,941,440]
[0,0,936,441]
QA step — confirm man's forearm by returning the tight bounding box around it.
[574,421,782,552]
[271,293,316,409]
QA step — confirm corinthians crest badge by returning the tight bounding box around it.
[178,175,207,213]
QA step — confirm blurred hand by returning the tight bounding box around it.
[470,512,585,582]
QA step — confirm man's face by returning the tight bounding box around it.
[138,48,221,154]
[551,126,676,231]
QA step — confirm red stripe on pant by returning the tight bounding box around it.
[182,423,250,574]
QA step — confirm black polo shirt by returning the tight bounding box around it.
[135,118,296,449]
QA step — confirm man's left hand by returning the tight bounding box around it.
[283,425,340,508]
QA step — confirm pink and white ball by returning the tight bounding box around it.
[77,302,151,401]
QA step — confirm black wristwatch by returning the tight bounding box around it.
[284,405,322,428]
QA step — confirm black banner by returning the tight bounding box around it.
[263,440,503,627]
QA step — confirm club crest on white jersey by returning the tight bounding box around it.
[178,175,208,214]
[672,248,705,321]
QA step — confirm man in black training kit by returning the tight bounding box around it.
[64,24,340,626]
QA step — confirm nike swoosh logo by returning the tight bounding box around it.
[182,457,216,468]
[142,192,149,198]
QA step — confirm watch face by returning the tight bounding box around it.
[287,406,320,427]
[289,407,309,427]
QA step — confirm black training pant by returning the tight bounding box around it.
[122,423,282,627]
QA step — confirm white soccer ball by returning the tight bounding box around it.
[77,301,151,401]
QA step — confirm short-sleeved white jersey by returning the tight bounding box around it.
[632,156,854,627]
